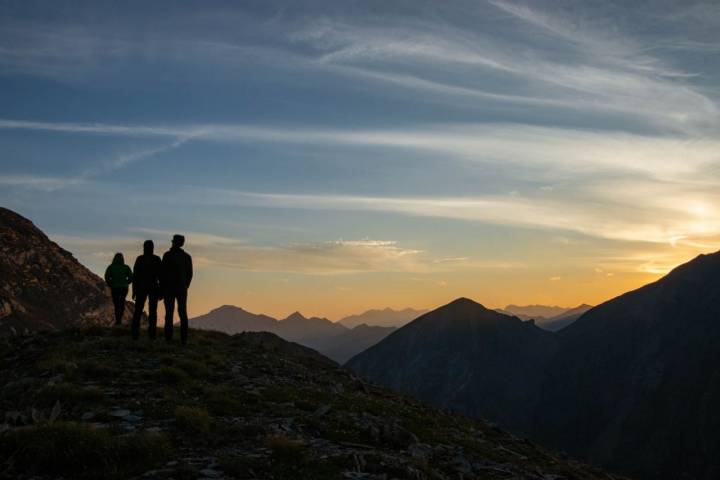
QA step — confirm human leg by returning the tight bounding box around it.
[164,294,175,341]
[112,288,128,325]
[177,290,188,345]
[147,293,158,340]
[131,291,147,340]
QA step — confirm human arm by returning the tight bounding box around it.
[132,258,139,299]
[104,265,112,288]
[186,253,193,289]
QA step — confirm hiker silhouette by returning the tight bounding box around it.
[131,240,162,340]
[161,234,193,344]
[104,253,133,325]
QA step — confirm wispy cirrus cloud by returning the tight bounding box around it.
[185,186,720,247]
[2,119,718,181]
[53,232,489,275]
[1,2,718,134]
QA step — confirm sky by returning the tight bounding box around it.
[1,0,719,319]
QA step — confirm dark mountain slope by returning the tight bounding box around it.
[347,298,559,434]
[535,252,720,479]
[0,327,624,480]
[322,324,395,364]
[0,207,131,335]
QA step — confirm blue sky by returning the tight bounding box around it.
[1,0,719,318]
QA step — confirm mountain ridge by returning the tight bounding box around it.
[191,305,396,363]
[347,297,559,434]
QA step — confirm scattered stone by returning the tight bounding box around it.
[408,443,433,460]
[199,468,221,478]
[312,404,332,418]
[452,454,473,475]
[123,414,143,423]
[0,324,626,480]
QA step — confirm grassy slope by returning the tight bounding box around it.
[0,327,625,479]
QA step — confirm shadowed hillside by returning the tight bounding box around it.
[535,252,720,479]
[349,253,720,479]
[0,327,623,480]
[0,208,134,335]
[347,298,559,434]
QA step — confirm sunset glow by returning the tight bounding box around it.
[1,1,719,318]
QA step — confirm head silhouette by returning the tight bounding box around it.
[112,252,124,264]
[172,234,185,248]
[143,239,154,255]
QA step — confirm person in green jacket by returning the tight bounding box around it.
[104,253,133,325]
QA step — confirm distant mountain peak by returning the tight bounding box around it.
[212,304,248,313]
[284,311,307,322]
[439,297,492,313]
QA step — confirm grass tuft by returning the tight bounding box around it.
[174,406,211,435]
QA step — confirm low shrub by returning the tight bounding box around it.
[174,406,210,434]
[264,434,307,463]
[204,386,244,416]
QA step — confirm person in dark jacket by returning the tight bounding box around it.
[104,253,133,325]
[131,240,162,340]
[161,234,193,344]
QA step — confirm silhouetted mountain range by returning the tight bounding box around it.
[500,304,569,319]
[0,207,133,335]
[495,304,592,331]
[349,253,720,479]
[191,305,395,362]
[338,307,427,328]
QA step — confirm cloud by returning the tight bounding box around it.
[192,186,720,246]
[51,227,524,275]
[2,3,717,134]
[0,175,85,191]
[288,10,719,133]
[2,119,718,181]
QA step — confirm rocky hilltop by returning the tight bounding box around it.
[0,327,624,480]
[0,208,131,335]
